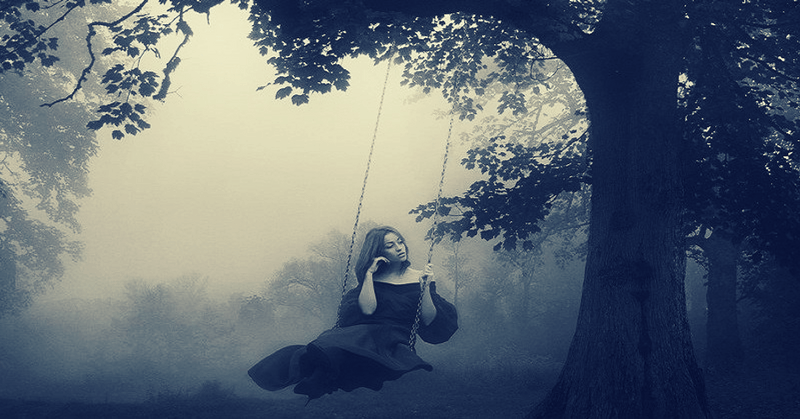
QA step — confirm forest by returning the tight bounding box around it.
[2,1,800,418]
[1,223,797,418]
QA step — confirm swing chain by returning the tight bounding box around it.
[408,106,455,351]
[334,54,394,329]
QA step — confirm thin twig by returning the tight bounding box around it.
[40,0,151,108]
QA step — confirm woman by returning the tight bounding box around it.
[248,226,458,400]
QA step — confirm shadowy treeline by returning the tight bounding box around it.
[0,231,799,418]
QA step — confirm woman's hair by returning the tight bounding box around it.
[354,226,411,284]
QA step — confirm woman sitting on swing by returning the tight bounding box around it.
[248,226,458,400]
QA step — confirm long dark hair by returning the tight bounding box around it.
[354,226,411,285]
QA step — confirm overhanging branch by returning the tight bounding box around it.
[40,0,151,108]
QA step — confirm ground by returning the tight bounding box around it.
[1,362,798,418]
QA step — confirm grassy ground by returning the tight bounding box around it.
[0,370,544,419]
[2,364,798,419]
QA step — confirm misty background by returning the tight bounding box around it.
[45,4,466,301]
[0,4,588,405]
[1,3,796,417]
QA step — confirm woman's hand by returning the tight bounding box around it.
[368,256,389,274]
[420,263,435,286]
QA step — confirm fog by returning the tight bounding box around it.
[45,4,473,301]
[0,4,587,409]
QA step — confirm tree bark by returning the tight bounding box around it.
[529,1,711,418]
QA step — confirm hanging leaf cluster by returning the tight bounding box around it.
[82,8,188,140]
[2,0,230,139]
[681,0,800,269]
[411,135,589,251]
[249,0,437,106]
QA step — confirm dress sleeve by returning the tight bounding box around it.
[336,287,365,327]
[417,282,458,344]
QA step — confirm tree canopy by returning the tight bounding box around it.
[3,1,800,418]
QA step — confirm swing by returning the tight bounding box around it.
[248,55,459,400]
[333,54,457,351]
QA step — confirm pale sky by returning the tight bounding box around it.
[46,4,476,301]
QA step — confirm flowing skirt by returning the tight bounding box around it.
[248,323,432,399]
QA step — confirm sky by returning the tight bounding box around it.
[44,3,476,301]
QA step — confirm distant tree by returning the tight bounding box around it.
[686,229,743,372]
[439,240,476,308]
[113,275,236,391]
[6,0,800,417]
[262,227,372,330]
[0,55,96,317]
[264,258,342,328]
[236,294,274,328]
[738,255,800,371]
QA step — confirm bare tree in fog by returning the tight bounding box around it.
[439,240,476,308]
[263,258,343,329]
[5,0,800,417]
[261,224,377,335]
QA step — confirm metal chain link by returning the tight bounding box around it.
[334,56,394,329]
[408,109,455,351]
[327,47,458,351]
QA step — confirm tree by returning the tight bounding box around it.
[678,3,800,374]
[686,229,744,372]
[113,275,236,392]
[244,2,796,417]
[0,41,97,317]
[0,0,233,315]
[263,227,371,331]
[6,0,800,417]
[439,240,475,307]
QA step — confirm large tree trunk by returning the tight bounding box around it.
[703,230,743,373]
[529,2,710,418]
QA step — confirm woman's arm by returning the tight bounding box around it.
[419,264,438,325]
[358,257,386,315]
[358,270,377,315]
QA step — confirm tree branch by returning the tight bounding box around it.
[40,0,151,108]
[153,7,192,101]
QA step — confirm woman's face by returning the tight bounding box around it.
[380,232,407,264]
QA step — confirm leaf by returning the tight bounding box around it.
[275,86,292,100]
[112,130,125,140]
[333,78,350,91]
[39,54,59,67]
[125,124,138,135]
[291,94,309,105]
[176,20,193,36]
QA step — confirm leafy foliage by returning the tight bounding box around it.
[1,0,234,140]
[412,135,588,251]
[0,59,94,316]
[682,0,800,271]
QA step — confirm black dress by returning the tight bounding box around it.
[247,281,458,399]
